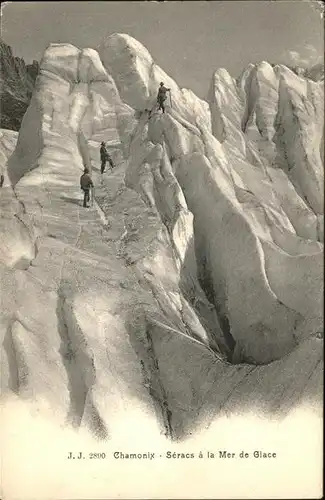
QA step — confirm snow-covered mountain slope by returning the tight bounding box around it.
[0,34,323,441]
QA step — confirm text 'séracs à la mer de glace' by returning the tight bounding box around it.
[112,450,277,460]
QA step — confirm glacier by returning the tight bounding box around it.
[0,33,323,441]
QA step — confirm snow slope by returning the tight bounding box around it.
[0,129,18,185]
[0,36,323,444]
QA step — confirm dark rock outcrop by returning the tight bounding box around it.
[0,40,39,131]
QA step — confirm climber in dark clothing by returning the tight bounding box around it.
[100,142,108,174]
[100,142,114,174]
[0,174,4,188]
[80,167,94,207]
[157,82,171,113]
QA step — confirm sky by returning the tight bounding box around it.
[1,0,324,98]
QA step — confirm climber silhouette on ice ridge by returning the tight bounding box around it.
[147,82,172,118]
[157,82,171,113]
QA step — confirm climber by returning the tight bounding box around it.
[100,141,114,173]
[80,167,94,208]
[157,82,171,114]
[0,174,4,188]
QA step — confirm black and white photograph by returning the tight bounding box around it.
[0,1,324,498]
